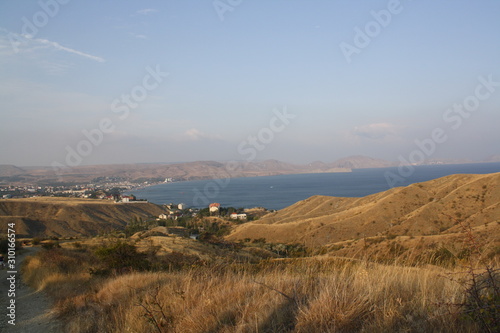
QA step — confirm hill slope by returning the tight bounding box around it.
[227,173,500,249]
[0,197,165,238]
[0,165,26,177]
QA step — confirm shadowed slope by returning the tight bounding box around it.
[0,197,164,238]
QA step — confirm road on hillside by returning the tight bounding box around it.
[0,247,62,333]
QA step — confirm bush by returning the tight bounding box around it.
[462,269,500,331]
[251,238,267,244]
[158,251,202,270]
[72,242,82,248]
[41,241,61,250]
[94,241,149,273]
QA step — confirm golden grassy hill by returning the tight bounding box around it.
[227,173,500,251]
[0,197,165,238]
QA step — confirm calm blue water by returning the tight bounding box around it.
[128,162,500,210]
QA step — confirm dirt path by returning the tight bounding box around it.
[0,247,62,333]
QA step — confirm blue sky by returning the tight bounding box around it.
[1,0,499,166]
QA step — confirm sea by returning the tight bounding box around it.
[127,162,500,210]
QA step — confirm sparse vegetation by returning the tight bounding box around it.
[41,240,61,250]
[21,246,490,333]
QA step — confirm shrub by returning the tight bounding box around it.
[252,238,267,244]
[462,269,500,331]
[72,242,83,249]
[158,251,202,270]
[41,241,61,250]
[94,241,149,273]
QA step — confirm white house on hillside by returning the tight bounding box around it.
[209,203,221,213]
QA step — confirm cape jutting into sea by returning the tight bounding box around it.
[127,162,500,210]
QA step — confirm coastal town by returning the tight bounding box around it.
[0,177,174,200]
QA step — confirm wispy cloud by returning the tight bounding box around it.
[184,128,222,141]
[33,37,105,62]
[137,8,158,15]
[0,29,105,63]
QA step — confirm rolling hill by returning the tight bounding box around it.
[0,165,26,177]
[227,173,500,257]
[0,197,165,238]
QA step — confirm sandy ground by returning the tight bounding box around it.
[0,247,62,333]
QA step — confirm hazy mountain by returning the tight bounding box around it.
[6,155,499,186]
[0,165,26,177]
[329,155,395,169]
[485,155,500,163]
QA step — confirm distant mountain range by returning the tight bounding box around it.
[0,155,498,186]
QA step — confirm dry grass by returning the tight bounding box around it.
[21,247,485,333]
[227,173,500,248]
[0,197,165,238]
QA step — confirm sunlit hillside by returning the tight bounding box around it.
[227,173,500,250]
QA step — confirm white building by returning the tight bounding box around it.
[209,203,221,213]
[230,213,247,220]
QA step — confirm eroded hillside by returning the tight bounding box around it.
[0,197,164,238]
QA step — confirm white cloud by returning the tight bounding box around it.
[0,29,105,63]
[183,128,222,141]
[352,122,398,140]
[33,37,105,62]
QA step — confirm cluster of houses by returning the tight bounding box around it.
[157,203,191,220]
[157,202,247,221]
[102,194,138,203]
[209,203,247,220]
